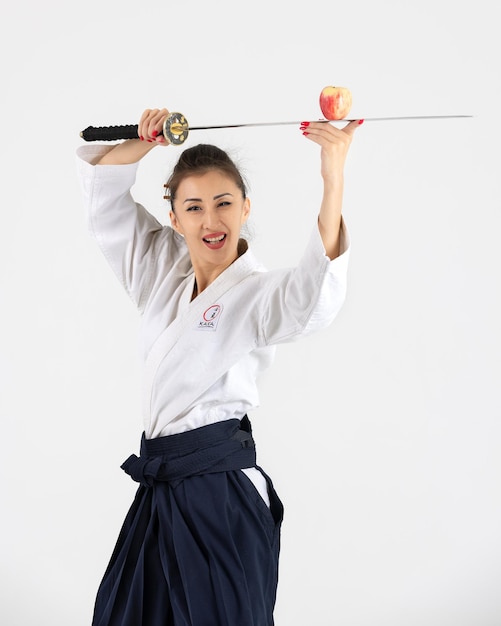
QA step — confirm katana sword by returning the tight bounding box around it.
[80,112,473,146]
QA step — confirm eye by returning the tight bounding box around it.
[217,201,231,208]
[186,205,202,212]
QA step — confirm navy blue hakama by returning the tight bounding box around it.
[92,417,283,626]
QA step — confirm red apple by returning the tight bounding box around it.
[319,86,352,120]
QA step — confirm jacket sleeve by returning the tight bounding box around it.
[258,221,350,346]
[76,145,176,312]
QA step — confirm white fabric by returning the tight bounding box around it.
[76,144,351,505]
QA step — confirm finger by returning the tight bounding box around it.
[138,109,161,141]
[138,108,170,142]
[149,108,169,140]
[311,119,363,146]
[313,119,362,137]
[342,119,364,136]
[301,122,347,145]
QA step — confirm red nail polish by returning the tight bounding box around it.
[152,130,158,137]
[303,131,309,136]
[301,121,310,127]
[358,119,364,125]
[140,136,144,141]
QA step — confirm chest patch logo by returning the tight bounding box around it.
[196,304,223,331]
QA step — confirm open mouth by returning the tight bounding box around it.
[203,233,227,249]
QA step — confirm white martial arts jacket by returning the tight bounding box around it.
[76,145,350,441]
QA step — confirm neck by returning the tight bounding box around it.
[191,238,248,298]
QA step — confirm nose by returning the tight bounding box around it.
[202,207,221,231]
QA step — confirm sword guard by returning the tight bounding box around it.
[163,112,189,145]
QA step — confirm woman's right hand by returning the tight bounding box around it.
[96,107,171,164]
[138,108,170,145]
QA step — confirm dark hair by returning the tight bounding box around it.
[165,144,247,211]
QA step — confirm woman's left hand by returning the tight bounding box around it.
[300,119,363,181]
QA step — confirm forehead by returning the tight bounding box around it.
[177,170,239,198]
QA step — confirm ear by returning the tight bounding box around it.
[169,210,183,235]
[241,197,251,225]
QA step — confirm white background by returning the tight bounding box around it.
[1,1,500,624]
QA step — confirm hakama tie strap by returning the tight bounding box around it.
[120,416,256,487]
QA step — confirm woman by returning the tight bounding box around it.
[76,107,362,626]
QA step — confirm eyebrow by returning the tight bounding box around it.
[183,192,234,204]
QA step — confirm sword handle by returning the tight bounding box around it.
[80,112,190,146]
[80,124,139,141]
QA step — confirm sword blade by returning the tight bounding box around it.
[189,115,472,131]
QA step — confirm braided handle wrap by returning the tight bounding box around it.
[80,124,139,141]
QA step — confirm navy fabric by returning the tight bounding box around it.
[92,417,284,626]
[121,417,257,488]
